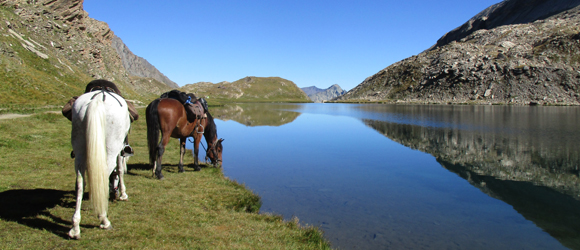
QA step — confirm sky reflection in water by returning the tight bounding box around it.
[189,103,578,250]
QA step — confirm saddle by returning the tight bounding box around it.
[61,80,139,122]
[160,90,208,123]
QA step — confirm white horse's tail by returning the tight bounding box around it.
[85,98,108,218]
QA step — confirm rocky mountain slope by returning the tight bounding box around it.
[434,0,580,49]
[111,35,178,89]
[0,0,174,106]
[301,84,346,103]
[336,0,580,105]
[300,86,325,96]
[180,76,311,103]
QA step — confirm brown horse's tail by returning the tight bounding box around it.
[146,99,161,168]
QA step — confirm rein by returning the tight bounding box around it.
[189,136,220,164]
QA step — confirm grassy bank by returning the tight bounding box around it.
[0,109,330,249]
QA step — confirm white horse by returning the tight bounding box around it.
[68,90,131,239]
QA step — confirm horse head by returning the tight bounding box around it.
[206,138,224,167]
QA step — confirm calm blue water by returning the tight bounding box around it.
[190,103,580,250]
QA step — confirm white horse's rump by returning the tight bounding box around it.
[69,91,131,239]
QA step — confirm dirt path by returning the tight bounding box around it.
[0,114,33,120]
[0,111,61,120]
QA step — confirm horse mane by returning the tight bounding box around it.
[159,90,194,104]
[205,111,217,140]
[186,93,198,102]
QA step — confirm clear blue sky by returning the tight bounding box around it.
[84,0,502,90]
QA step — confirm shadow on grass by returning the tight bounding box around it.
[0,189,97,239]
[126,163,211,178]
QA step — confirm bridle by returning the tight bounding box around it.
[204,137,222,165]
[188,132,223,166]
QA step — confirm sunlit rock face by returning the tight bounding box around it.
[338,0,580,105]
[433,0,580,49]
[302,84,346,103]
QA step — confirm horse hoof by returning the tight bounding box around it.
[194,167,201,171]
[178,169,185,173]
[119,194,129,201]
[100,224,113,230]
[157,176,164,180]
[68,229,80,240]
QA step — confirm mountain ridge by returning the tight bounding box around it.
[111,35,179,89]
[336,0,580,105]
[301,84,346,103]
[180,76,311,103]
[434,0,580,49]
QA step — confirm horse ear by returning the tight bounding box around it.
[218,138,224,143]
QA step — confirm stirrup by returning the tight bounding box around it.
[121,145,134,157]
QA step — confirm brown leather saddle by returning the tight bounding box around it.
[186,99,206,121]
[160,90,208,123]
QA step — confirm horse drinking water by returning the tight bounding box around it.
[69,88,131,239]
[146,95,223,179]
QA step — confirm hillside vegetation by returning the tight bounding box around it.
[0,0,173,108]
[181,76,311,104]
[0,1,316,111]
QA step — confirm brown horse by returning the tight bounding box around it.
[146,98,223,179]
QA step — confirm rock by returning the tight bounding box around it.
[484,89,493,97]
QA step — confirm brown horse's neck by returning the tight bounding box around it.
[207,135,217,147]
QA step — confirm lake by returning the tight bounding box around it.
[189,103,580,250]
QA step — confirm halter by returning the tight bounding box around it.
[204,137,222,165]
[196,137,221,164]
[89,87,123,107]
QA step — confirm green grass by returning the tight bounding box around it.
[0,109,330,249]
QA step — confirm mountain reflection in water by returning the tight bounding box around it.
[203,103,580,249]
[361,106,580,249]
[211,104,300,127]
[360,105,580,199]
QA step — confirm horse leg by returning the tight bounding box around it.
[155,134,169,179]
[109,168,119,201]
[178,138,185,173]
[155,142,165,179]
[117,155,128,200]
[69,168,84,239]
[193,134,201,171]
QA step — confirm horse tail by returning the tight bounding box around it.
[146,99,161,167]
[85,97,109,218]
